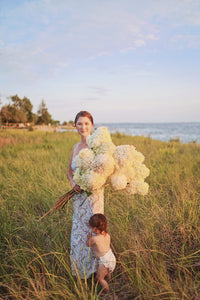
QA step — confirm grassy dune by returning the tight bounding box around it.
[0,129,200,299]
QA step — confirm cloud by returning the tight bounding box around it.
[186,11,200,25]
[2,0,199,82]
[171,34,200,48]
[0,0,160,79]
[88,86,109,96]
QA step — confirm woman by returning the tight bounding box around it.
[67,111,104,279]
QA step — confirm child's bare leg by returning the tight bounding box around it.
[97,264,109,292]
[106,272,111,281]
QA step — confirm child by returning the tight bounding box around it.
[86,213,116,292]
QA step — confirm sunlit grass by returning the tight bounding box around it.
[0,129,200,299]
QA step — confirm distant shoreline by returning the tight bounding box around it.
[1,122,199,144]
[33,125,75,132]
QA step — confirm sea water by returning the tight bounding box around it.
[97,122,200,144]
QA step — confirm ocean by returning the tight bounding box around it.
[96,122,200,144]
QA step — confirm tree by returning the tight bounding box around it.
[51,120,60,125]
[0,94,36,124]
[21,97,33,122]
[11,95,33,122]
[11,94,22,109]
[15,109,27,123]
[36,100,52,125]
[0,105,12,123]
[2,104,27,123]
[32,113,38,124]
[0,95,55,125]
[68,120,74,126]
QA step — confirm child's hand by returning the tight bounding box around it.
[87,233,92,239]
[86,233,92,247]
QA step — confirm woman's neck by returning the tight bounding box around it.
[80,136,87,144]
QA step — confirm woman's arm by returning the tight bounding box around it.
[67,147,76,186]
[67,145,82,192]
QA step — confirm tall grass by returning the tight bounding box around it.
[0,129,200,299]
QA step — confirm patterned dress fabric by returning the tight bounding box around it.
[70,150,104,279]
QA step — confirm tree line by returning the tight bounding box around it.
[0,95,62,125]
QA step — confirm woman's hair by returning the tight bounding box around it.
[74,111,94,126]
[89,213,108,233]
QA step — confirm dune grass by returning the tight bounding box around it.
[0,129,200,299]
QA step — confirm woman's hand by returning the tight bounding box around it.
[73,184,82,193]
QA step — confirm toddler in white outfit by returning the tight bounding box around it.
[86,213,116,292]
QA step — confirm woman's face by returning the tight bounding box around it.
[76,116,93,138]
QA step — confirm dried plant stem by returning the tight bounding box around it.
[38,188,79,222]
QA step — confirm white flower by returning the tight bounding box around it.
[133,162,150,180]
[91,154,115,176]
[87,127,112,149]
[86,171,107,192]
[74,168,106,193]
[126,181,149,196]
[124,166,136,180]
[110,172,127,190]
[113,145,136,169]
[132,149,145,163]
[73,168,85,189]
[95,142,116,155]
[74,148,94,169]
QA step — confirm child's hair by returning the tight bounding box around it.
[89,213,108,233]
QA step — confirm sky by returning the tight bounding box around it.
[0,0,200,123]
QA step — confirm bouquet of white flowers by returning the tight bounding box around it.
[73,127,150,196]
[38,126,149,221]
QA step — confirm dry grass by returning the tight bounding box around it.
[0,129,200,299]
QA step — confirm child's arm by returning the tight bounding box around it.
[86,233,95,247]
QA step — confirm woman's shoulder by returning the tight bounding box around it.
[73,142,80,149]
[72,143,80,154]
